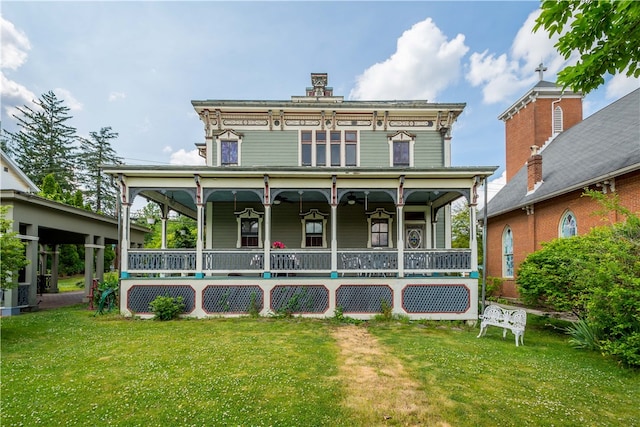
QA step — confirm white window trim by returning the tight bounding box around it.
[502,226,514,278]
[553,105,563,134]
[216,130,243,167]
[559,210,577,238]
[366,208,394,248]
[300,209,329,248]
[235,208,263,249]
[388,131,415,167]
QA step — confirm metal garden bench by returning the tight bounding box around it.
[477,304,527,346]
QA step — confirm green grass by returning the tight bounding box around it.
[56,275,85,292]
[2,308,639,426]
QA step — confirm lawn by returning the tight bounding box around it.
[2,306,638,426]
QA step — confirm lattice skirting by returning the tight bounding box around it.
[121,280,475,319]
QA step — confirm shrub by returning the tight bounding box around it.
[517,212,640,367]
[149,295,185,321]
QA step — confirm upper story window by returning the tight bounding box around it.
[216,130,243,167]
[388,131,415,167]
[235,208,263,248]
[300,209,328,248]
[502,226,514,278]
[559,210,577,238]
[553,106,563,134]
[301,130,358,167]
[366,208,394,248]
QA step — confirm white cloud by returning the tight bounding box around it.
[53,87,83,111]
[606,73,640,99]
[108,91,126,102]
[350,18,469,101]
[0,17,31,71]
[169,149,205,165]
[162,145,173,153]
[466,10,569,104]
[0,72,36,117]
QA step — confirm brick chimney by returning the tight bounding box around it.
[527,145,542,192]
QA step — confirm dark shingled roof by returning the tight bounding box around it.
[487,88,640,218]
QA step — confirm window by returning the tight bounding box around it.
[503,226,514,278]
[241,219,259,247]
[553,106,563,134]
[330,131,341,166]
[559,210,577,238]
[371,219,389,247]
[388,131,414,167]
[316,131,326,166]
[300,209,328,248]
[366,208,394,248]
[301,131,312,166]
[305,220,323,247]
[235,208,263,248]
[216,130,243,166]
[393,141,410,166]
[345,131,358,166]
[221,140,238,165]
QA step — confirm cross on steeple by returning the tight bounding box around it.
[535,62,548,81]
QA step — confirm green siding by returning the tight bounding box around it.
[413,131,443,167]
[359,130,443,168]
[242,130,299,167]
[435,218,445,248]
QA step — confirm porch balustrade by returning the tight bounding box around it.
[127,248,471,276]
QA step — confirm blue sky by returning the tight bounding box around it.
[2,1,639,197]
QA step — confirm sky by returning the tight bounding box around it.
[2,1,639,202]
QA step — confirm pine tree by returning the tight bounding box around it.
[77,127,122,215]
[4,91,78,192]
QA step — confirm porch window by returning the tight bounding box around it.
[503,226,514,278]
[300,209,328,248]
[235,208,263,249]
[371,219,389,247]
[305,220,323,247]
[221,140,238,165]
[366,208,394,248]
[559,210,577,238]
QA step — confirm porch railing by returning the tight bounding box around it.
[127,248,471,276]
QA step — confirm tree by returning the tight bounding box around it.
[534,0,640,94]
[0,206,29,290]
[451,203,483,265]
[77,127,122,215]
[4,91,78,192]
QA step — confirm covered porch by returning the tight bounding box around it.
[109,166,494,319]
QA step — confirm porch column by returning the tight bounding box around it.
[161,204,169,249]
[330,204,338,278]
[121,203,131,277]
[469,203,479,277]
[196,202,204,277]
[84,235,95,300]
[96,237,105,284]
[25,224,39,308]
[50,245,60,293]
[396,204,404,278]
[263,204,271,276]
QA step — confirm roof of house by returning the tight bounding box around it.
[0,149,40,193]
[487,88,640,218]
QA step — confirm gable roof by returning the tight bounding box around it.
[487,88,640,218]
[0,149,40,193]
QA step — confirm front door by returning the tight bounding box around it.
[405,225,424,249]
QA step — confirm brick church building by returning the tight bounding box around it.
[485,74,640,298]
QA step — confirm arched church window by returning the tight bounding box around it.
[559,210,577,238]
[503,226,514,278]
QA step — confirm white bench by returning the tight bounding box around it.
[477,304,527,346]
